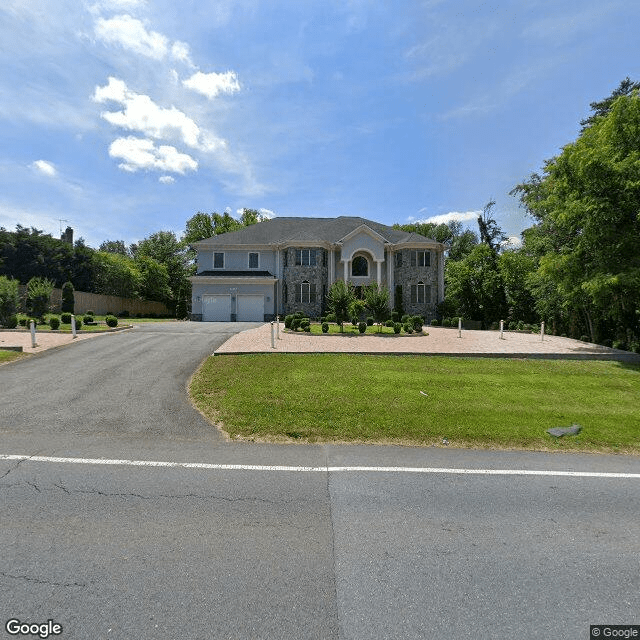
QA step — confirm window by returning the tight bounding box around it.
[395,252,403,268]
[411,250,431,267]
[296,281,316,303]
[295,249,316,266]
[351,256,368,276]
[248,252,259,269]
[213,252,224,269]
[410,282,430,304]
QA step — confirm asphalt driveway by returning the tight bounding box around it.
[0,321,263,458]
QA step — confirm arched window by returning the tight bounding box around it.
[352,255,368,276]
[411,281,426,304]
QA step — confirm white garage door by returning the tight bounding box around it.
[202,295,231,322]
[237,295,264,322]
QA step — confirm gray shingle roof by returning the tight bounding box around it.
[192,216,438,247]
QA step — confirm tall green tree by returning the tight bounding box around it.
[0,276,19,326]
[512,90,640,344]
[26,277,54,319]
[363,283,391,332]
[92,251,141,298]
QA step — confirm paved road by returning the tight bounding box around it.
[1,322,639,639]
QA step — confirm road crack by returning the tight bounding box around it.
[0,570,86,588]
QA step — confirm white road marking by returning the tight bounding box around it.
[1,454,639,478]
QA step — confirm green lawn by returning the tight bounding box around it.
[189,354,640,453]
[0,350,23,365]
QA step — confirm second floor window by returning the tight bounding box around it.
[213,252,224,269]
[410,282,429,304]
[295,249,316,266]
[248,252,259,269]
[411,250,431,267]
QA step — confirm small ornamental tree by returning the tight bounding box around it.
[61,281,75,313]
[326,279,355,333]
[363,284,391,333]
[0,276,19,327]
[26,277,54,320]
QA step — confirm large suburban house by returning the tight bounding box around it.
[189,216,447,322]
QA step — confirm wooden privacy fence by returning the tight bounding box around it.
[17,286,171,317]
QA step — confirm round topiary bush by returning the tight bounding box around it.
[403,323,412,334]
[393,322,401,334]
[326,313,336,323]
[85,310,95,317]
[401,315,410,324]
[118,310,130,318]
[61,312,72,324]
[442,318,451,327]
[431,319,439,326]
[303,323,311,332]
[74,317,82,330]
[105,315,118,328]
[49,316,60,330]
[358,321,367,333]
[322,322,329,333]
[412,316,424,331]
[83,314,94,324]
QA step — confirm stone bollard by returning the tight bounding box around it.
[30,320,37,348]
[71,315,77,339]
[541,321,545,342]
[458,317,462,339]
[500,319,504,340]
[271,322,275,349]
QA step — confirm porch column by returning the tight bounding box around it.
[343,260,348,282]
[376,260,382,286]
[438,248,445,303]
[388,250,394,310]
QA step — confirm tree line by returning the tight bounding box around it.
[395,78,640,351]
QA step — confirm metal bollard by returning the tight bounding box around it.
[541,321,545,342]
[500,319,504,340]
[271,322,275,349]
[458,317,462,338]
[71,315,77,339]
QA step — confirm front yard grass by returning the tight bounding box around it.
[190,354,640,453]
[0,350,23,365]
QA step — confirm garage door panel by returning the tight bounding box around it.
[237,295,264,322]
[202,295,231,322]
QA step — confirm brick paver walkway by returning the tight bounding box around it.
[215,324,640,361]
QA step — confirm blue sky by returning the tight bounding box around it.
[1,0,637,248]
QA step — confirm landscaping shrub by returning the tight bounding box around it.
[303,323,311,332]
[105,315,118,328]
[4,314,18,329]
[517,320,525,331]
[442,318,451,327]
[322,322,329,333]
[366,316,374,326]
[0,276,19,327]
[118,310,130,318]
[61,313,72,324]
[412,316,424,331]
[294,311,305,319]
[61,281,74,313]
[391,311,399,323]
[580,335,589,342]
[326,313,336,323]
[74,317,82,330]
[403,323,412,333]
[431,319,439,326]
[351,317,358,326]
[291,318,301,331]
[385,319,394,327]
[85,310,95,317]
[26,277,54,319]
[508,321,517,330]
[393,322,401,334]
[320,316,327,324]
[136,312,145,318]
[358,321,367,333]
[612,340,627,351]
[300,318,311,331]
[19,317,27,327]
[49,316,60,330]
[83,314,95,324]
[284,315,293,329]
[401,315,410,324]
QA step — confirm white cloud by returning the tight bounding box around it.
[93,77,213,149]
[90,0,148,12]
[31,160,58,178]
[501,235,522,248]
[183,70,240,99]
[258,208,276,219]
[415,210,480,225]
[95,14,168,60]
[109,136,198,174]
[171,41,193,66]
[159,175,175,184]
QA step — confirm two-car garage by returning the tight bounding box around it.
[201,294,265,322]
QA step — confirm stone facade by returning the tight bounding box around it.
[282,247,328,318]
[393,249,438,320]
